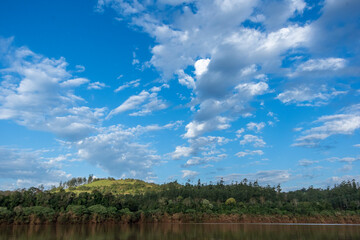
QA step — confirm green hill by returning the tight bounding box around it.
[62,178,161,195]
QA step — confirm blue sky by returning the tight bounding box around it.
[0,0,359,190]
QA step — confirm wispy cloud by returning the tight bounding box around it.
[87,81,107,90]
[219,170,291,185]
[236,150,264,158]
[182,170,198,179]
[114,79,140,92]
[293,104,360,147]
[108,90,168,118]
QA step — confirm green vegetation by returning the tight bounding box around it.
[58,176,160,195]
[0,177,360,224]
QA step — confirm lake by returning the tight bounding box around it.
[1,223,360,239]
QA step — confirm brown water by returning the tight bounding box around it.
[1,223,360,240]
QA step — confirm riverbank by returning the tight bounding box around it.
[2,213,360,225]
[1,222,360,240]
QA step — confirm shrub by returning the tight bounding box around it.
[22,206,55,222]
[66,205,88,216]
[88,204,108,215]
[225,198,236,206]
[0,207,11,220]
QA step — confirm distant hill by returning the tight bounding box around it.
[59,178,162,195]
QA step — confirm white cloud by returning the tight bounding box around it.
[87,81,107,90]
[277,86,347,106]
[183,80,269,138]
[130,96,167,116]
[150,83,169,92]
[108,90,168,117]
[257,0,306,30]
[293,104,360,147]
[247,122,266,132]
[98,0,311,139]
[114,79,140,92]
[182,170,198,179]
[177,69,195,89]
[309,0,360,65]
[171,136,229,167]
[354,144,360,148]
[235,82,269,97]
[157,0,194,6]
[240,134,266,147]
[0,147,71,189]
[194,58,210,77]
[60,78,89,87]
[219,170,291,185]
[172,136,228,159]
[235,150,264,158]
[75,65,85,73]
[327,156,359,164]
[74,123,178,178]
[324,175,360,187]
[236,128,245,138]
[184,154,227,167]
[172,146,193,159]
[184,117,230,138]
[296,58,346,72]
[298,159,319,167]
[111,90,149,116]
[0,39,104,141]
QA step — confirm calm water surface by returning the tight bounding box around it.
[1,223,360,240]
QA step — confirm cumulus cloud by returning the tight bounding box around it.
[177,69,195,89]
[184,117,230,138]
[171,136,229,168]
[247,122,266,132]
[172,136,228,159]
[236,128,245,138]
[240,134,266,147]
[194,58,210,77]
[74,123,179,179]
[0,38,105,141]
[0,147,71,189]
[235,150,264,158]
[98,0,312,139]
[293,104,360,147]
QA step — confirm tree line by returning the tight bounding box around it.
[0,178,359,224]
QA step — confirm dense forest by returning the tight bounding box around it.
[0,177,360,224]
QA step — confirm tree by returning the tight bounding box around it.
[88,174,94,184]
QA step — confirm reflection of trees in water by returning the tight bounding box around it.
[0,224,360,240]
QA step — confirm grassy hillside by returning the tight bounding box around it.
[63,178,161,195]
